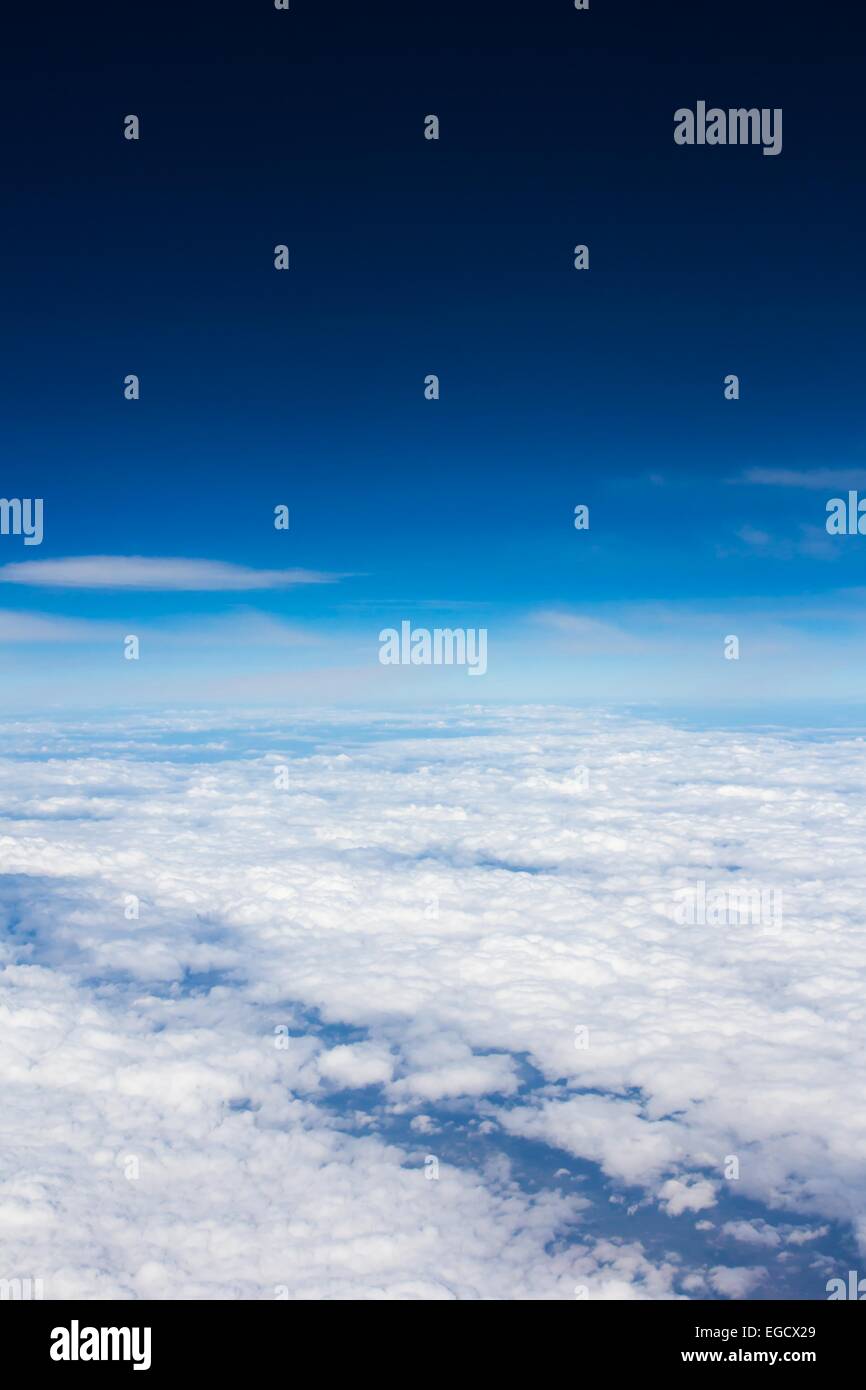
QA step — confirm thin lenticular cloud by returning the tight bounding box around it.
[0,555,340,590]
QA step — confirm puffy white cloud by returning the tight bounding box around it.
[659,1180,718,1217]
[499,1096,682,1187]
[708,1266,768,1299]
[721,1220,782,1248]
[0,705,863,1298]
[318,1043,395,1088]
[721,1219,831,1249]
[0,955,676,1300]
[388,1034,519,1102]
[785,1225,829,1246]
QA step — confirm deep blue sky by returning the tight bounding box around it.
[1,0,865,707]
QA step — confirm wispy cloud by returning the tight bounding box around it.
[0,606,325,648]
[737,468,866,490]
[724,523,839,562]
[736,524,772,547]
[0,610,116,642]
[0,556,339,591]
[532,609,651,653]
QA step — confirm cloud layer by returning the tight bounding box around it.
[0,707,863,1298]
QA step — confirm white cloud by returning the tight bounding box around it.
[318,1043,395,1088]
[391,1055,518,1103]
[721,1220,782,1248]
[0,706,862,1297]
[785,1225,828,1246]
[659,1180,718,1217]
[708,1266,768,1299]
[0,556,338,590]
[499,1096,682,1187]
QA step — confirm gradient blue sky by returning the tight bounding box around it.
[2,0,865,710]
[4,1,866,1309]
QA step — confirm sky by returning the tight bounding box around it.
[2,0,866,1306]
[1,0,865,711]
